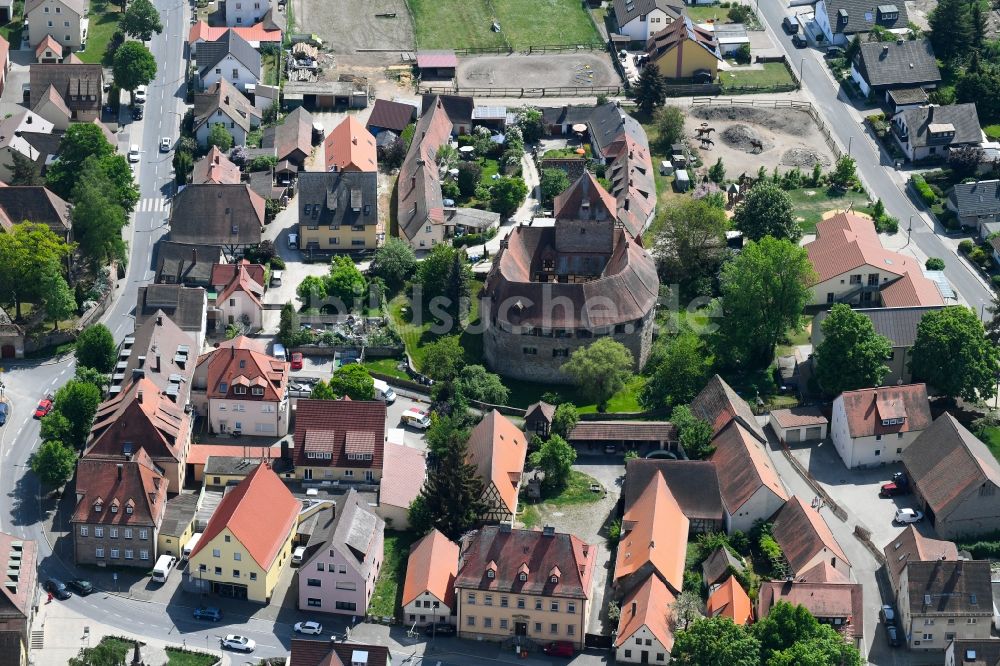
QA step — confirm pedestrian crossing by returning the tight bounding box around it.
[137,198,169,213]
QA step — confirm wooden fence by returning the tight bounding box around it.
[418,85,623,98]
[453,42,606,56]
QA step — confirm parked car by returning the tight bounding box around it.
[132,105,144,120]
[128,145,141,163]
[879,605,896,624]
[0,402,8,426]
[894,508,924,524]
[782,16,799,33]
[880,472,910,498]
[423,623,456,636]
[825,47,845,59]
[192,606,222,621]
[221,635,255,652]
[34,397,53,419]
[160,137,172,153]
[792,33,807,48]
[133,86,147,104]
[294,621,323,635]
[291,546,306,565]
[885,621,901,647]
[401,408,431,430]
[542,641,575,657]
[67,579,94,596]
[43,578,71,600]
[290,352,303,371]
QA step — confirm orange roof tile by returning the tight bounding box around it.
[198,335,287,402]
[216,262,264,306]
[188,20,282,45]
[615,574,675,650]
[615,472,688,592]
[772,496,850,574]
[192,146,241,185]
[324,116,377,173]
[710,421,788,513]
[466,411,527,514]
[189,463,299,568]
[402,529,459,608]
[187,443,278,467]
[706,575,753,625]
[380,441,426,510]
[35,35,60,59]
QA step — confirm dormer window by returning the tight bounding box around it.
[550,576,558,583]
[487,570,495,579]
[94,502,102,512]
[111,505,118,513]
[519,573,527,581]
[126,506,133,514]
[219,382,228,393]
[252,387,264,396]
[235,385,247,395]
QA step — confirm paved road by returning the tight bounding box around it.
[757,2,994,317]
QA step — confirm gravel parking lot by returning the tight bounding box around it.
[293,0,415,66]
[457,53,621,90]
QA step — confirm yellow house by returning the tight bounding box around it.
[646,17,723,80]
[297,171,381,253]
[157,494,199,559]
[185,464,300,603]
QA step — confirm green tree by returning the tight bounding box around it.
[71,157,129,266]
[370,237,418,292]
[47,123,135,204]
[829,155,857,190]
[671,617,761,666]
[456,161,482,198]
[67,640,128,666]
[671,404,715,459]
[540,168,571,205]
[76,324,116,373]
[813,304,892,394]
[708,158,726,184]
[328,364,375,400]
[654,106,686,152]
[948,146,984,181]
[529,434,576,490]
[112,41,157,93]
[844,34,862,61]
[7,150,41,185]
[970,0,988,51]
[641,331,713,410]
[120,0,162,40]
[732,182,800,242]
[928,0,972,61]
[752,601,862,666]
[31,441,76,488]
[421,335,466,381]
[326,255,367,310]
[74,366,108,390]
[40,269,76,329]
[490,176,528,218]
[768,630,863,666]
[455,365,509,405]
[551,402,579,438]
[409,426,485,539]
[910,306,1000,402]
[278,301,310,347]
[417,243,465,298]
[561,338,634,410]
[716,237,816,367]
[0,223,73,319]
[956,68,1000,124]
[52,380,102,449]
[309,379,336,400]
[516,106,545,143]
[635,62,667,115]
[651,197,729,298]
[207,123,234,152]
[986,290,1000,346]
[296,275,327,308]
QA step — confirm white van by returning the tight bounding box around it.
[292,546,306,566]
[401,408,431,430]
[182,532,203,561]
[287,233,298,250]
[270,270,283,287]
[152,554,177,583]
[272,343,287,362]
[372,379,396,404]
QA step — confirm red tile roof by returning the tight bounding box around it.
[882,525,958,591]
[188,20,282,45]
[615,574,675,650]
[34,34,57,59]
[210,260,266,290]
[398,98,453,240]
[837,383,931,438]
[770,406,828,429]
[402,529,459,608]
[289,640,389,666]
[292,399,386,469]
[568,420,676,443]
[198,336,287,402]
[189,463,300,569]
[691,374,767,443]
[615,472,688,593]
[456,526,595,600]
[0,532,36,621]
[73,448,167,527]
[772,496,850,574]
[467,411,528,515]
[192,147,241,185]
[758,579,863,640]
[707,575,753,625]
[215,262,264,306]
[379,441,426,510]
[86,378,190,464]
[324,116,376,173]
[554,172,617,221]
[710,421,787,513]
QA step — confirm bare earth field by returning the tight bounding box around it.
[295,0,415,66]
[457,52,620,90]
[686,104,834,179]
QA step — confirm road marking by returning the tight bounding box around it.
[138,198,168,212]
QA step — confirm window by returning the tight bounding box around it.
[519,573,527,582]
[199,564,207,572]
[500,597,509,608]
[110,548,120,558]
[235,385,247,395]
[111,506,118,514]
[307,578,322,587]
[484,618,493,629]
[317,563,325,571]
[126,506,133,515]
[550,602,559,612]
[850,274,862,284]
[233,570,240,578]
[535,599,543,610]
[80,526,89,537]
[534,622,542,633]
[123,529,132,539]
[567,602,576,614]
[234,552,241,561]
[352,239,365,247]
[484,595,493,606]
[826,292,835,304]
[467,616,476,627]
[550,624,558,634]
[96,547,105,558]
[522,347,537,355]
[215,567,222,575]
[344,470,354,477]
[339,565,347,574]
[550,576,558,583]
[552,349,568,358]
[95,527,103,538]
[140,550,149,560]
[486,570,495,579]
[336,582,357,590]
[124,549,133,560]
[625,651,632,659]
[467,593,476,605]
[213,549,221,558]
[922,633,933,641]
[567,625,575,636]
[517,598,525,609]
[500,619,508,630]
[656,655,665,662]
[968,618,978,624]
[308,598,322,607]
[868,273,879,286]
[110,528,118,538]
[249,572,257,581]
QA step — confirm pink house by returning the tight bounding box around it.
[298,488,385,615]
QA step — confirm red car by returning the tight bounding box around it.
[290,352,303,371]
[542,641,574,657]
[34,398,53,419]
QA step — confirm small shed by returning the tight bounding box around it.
[769,406,828,444]
[675,169,690,192]
[524,401,556,438]
[659,159,673,176]
[416,50,458,79]
[567,420,677,453]
[713,24,750,57]
[702,546,746,589]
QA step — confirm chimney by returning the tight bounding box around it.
[137,389,143,403]
[154,354,161,372]
[352,137,358,145]
[928,105,934,122]
[156,314,163,326]
[882,45,889,55]
[191,247,198,265]
[26,115,31,124]
[224,95,230,104]
[542,525,555,536]
[116,464,123,480]
[624,198,630,211]
[631,601,637,617]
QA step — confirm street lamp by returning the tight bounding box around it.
[799,57,806,80]
[848,136,853,156]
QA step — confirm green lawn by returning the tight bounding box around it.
[981,427,1000,463]
[363,357,410,380]
[369,530,420,618]
[785,187,871,233]
[775,314,813,358]
[543,145,592,159]
[684,5,731,22]
[0,0,23,45]
[165,648,217,666]
[409,0,599,50]
[78,0,120,65]
[500,374,646,413]
[388,280,484,370]
[518,470,604,529]
[720,63,795,90]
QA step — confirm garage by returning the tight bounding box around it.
[769,407,829,445]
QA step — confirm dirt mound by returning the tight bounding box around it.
[691,105,816,136]
[781,147,831,168]
[721,124,771,153]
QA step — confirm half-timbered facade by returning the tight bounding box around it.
[467,411,527,524]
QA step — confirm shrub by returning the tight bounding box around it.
[683,569,703,593]
[992,275,1000,288]
[959,239,975,254]
[911,174,937,205]
[874,214,899,234]
[925,257,946,270]
[758,533,783,563]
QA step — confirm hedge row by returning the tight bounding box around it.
[912,174,938,206]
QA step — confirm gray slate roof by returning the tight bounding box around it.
[302,489,384,578]
[297,171,378,230]
[812,305,944,348]
[950,180,1000,218]
[169,184,265,246]
[899,103,982,148]
[196,29,262,78]
[612,0,683,28]
[160,493,199,538]
[854,38,941,88]
[155,241,224,286]
[887,87,928,106]
[823,0,908,36]
[135,285,206,332]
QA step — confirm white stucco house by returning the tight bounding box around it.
[611,0,683,43]
[831,384,931,469]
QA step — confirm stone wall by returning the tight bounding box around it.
[554,217,615,253]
